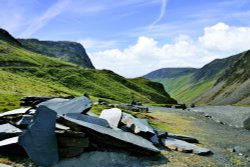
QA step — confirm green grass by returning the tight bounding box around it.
[154,74,217,104]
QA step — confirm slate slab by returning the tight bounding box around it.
[65,113,110,128]
[168,133,199,143]
[60,116,159,155]
[161,138,211,155]
[121,113,155,138]
[0,123,22,140]
[18,106,59,166]
[0,108,30,118]
[37,96,92,115]
[99,108,122,128]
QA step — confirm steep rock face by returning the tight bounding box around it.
[0,28,22,46]
[18,39,94,68]
[143,68,197,80]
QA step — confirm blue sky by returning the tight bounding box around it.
[1,0,250,77]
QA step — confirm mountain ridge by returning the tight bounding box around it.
[144,50,250,105]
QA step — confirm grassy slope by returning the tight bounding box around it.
[154,74,217,104]
[0,39,176,112]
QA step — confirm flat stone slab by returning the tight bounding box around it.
[60,116,159,155]
[0,136,18,147]
[99,108,122,128]
[168,133,199,143]
[37,96,92,115]
[18,105,59,166]
[0,108,30,118]
[121,113,155,138]
[161,138,211,155]
[65,113,110,128]
[0,123,22,140]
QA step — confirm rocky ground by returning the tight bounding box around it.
[148,106,250,167]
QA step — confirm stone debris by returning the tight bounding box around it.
[0,123,22,140]
[168,133,199,143]
[37,96,92,115]
[161,138,211,155]
[120,112,155,138]
[99,108,122,128]
[0,95,212,166]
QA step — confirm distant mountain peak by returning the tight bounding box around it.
[18,39,94,68]
[0,28,22,46]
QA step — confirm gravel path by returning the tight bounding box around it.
[149,106,250,167]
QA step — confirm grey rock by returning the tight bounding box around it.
[117,104,148,112]
[168,133,199,143]
[121,113,155,138]
[243,117,250,130]
[60,116,159,155]
[14,115,33,128]
[154,128,168,138]
[0,108,30,118]
[0,123,22,140]
[56,123,70,130]
[65,113,110,128]
[37,96,92,115]
[161,138,211,155]
[56,130,89,148]
[18,105,59,167]
[99,108,122,128]
[150,135,160,146]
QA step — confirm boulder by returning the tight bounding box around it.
[60,116,160,155]
[65,113,110,128]
[117,104,148,112]
[37,96,92,115]
[99,108,122,128]
[0,123,22,140]
[161,138,211,155]
[18,106,59,166]
[120,113,155,138]
[168,133,199,143]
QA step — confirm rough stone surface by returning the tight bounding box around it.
[99,108,122,128]
[154,128,168,139]
[65,113,110,128]
[0,123,22,140]
[18,105,59,166]
[0,136,18,147]
[60,116,159,155]
[168,133,199,143]
[121,113,155,138]
[37,96,92,115]
[161,138,211,155]
[59,147,85,158]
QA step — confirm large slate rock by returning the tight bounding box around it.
[168,133,199,143]
[0,136,26,155]
[99,108,122,128]
[37,96,92,115]
[120,113,155,138]
[161,138,211,155]
[153,128,168,139]
[18,106,59,166]
[65,113,110,128]
[60,116,159,155]
[0,108,30,118]
[0,123,22,140]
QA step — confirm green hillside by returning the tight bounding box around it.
[147,50,250,105]
[0,29,176,112]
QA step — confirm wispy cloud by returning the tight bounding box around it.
[78,38,119,52]
[19,0,70,38]
[149,0,168,30]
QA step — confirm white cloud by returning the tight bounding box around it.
[19,0,70,38]
[149,0,168,29]
[89,23,250,77]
